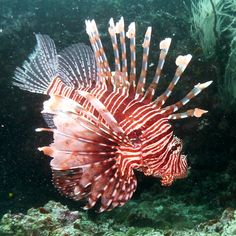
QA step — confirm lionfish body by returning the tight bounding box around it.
[14,17,212,212]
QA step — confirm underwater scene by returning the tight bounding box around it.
[0,0,236,235]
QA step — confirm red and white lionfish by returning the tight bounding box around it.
[14,17,212,212]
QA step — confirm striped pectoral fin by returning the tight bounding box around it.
[96,150,139,212]
[39,141,116,171]
[94,170,137,212]
[51,158,117,203]
[85,152,138,212]
[39,98,119,202]
[38,119,118,175]
[83,165,117,210]
[50,153,137,212]
[52,168,85,200]
[48,143,137,211]
[108,173,137,210]
[84,152,139,212]
[36,92,137,211]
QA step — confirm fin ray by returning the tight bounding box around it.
[58,43,97,88]
[13,34,58,94]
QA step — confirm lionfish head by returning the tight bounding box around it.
[144,135,188,186]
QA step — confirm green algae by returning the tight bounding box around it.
[1,200,236,236]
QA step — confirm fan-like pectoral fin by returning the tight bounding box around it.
[37,94,137,211]
[50,157,137,212]
[84,165,137,212]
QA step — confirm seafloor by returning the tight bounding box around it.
[0,0,236,235]
[1,200,236,235]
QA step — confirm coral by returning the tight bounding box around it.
[189,0,236,106]
[0,201,116,236]
[197,207,236,235]
[1,200,236,236]
[220,36,236,104]
[189,0,235,59]
[102,190,217,230]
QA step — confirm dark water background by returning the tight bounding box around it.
[0,0,236,225]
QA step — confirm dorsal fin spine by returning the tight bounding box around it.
[162,81,213,115]
[144,38,172,101]
[126,22,136,87]
[155,54,192,107]
[136,27,152,96]
[108,18,121,73]
[168,108,208,119]
[115,17,128,81]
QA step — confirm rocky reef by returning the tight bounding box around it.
[1,200,236,236]
[0,201,113,236]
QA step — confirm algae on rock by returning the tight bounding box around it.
[190,0,235,59]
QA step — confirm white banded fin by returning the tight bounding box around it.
[160,38,172,50]
[126,22,135,38]
[175,54,192,72]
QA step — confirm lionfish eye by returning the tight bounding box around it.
[171,145,178,151]
[171,143,182,152]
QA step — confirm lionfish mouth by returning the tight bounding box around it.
[13,17,212,212]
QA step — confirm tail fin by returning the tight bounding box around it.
[13,34,58,94]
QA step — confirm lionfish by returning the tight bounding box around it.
[13,17,212,212]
